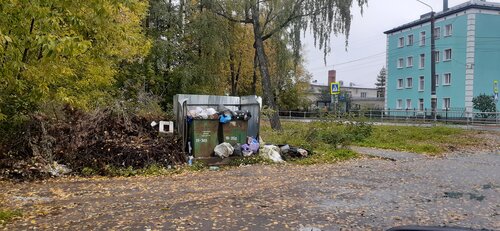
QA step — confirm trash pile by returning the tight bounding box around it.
[186,106,252,123]
[213,139,309,163]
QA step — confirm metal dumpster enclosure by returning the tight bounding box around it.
[174,94,261,157]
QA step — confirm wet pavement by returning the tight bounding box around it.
[351,146,427,161]
[1,151,499,230]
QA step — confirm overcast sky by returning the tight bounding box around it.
[303,0,500,87]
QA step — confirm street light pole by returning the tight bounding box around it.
[417,0,437,120]
[430,11,437,120]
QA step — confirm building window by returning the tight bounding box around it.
[435,74,440,87]
[434,27,441,39]
[419,54,425,69]
[435,51,440,62]
[419,98,424,111]
[407,34,414,46]
[397,99,403,109]
[407,56,413,67]
[361,92,367,98]
[397,58,404,68]
[444,49,452,61]
[443,73,451,85]
[445,24,453,36]
[398,37,405,47]
[397,79,404,89]
[406,99,412,109]
[406,77,413,88]
[420,31,426,46]
[443,98,451,109]
[419,76,424,91]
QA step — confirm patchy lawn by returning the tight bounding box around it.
[260,121,364,164]
[354,125,498,155]
[262,121,499,156]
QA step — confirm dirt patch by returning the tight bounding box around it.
[444,131,500,155]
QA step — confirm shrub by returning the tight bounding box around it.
[473,94,496,118]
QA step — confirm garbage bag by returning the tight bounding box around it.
[232,110,249,120]
[247,137,260,153]
[233,143,243,156]
[241,144,253,156]
[217,104,226,112]
[214,142,234,159]
[297,148,308,157]
[280,144,290,155]
[249,143,259,154]
[219,113,232,124]
[199,111,208,119]
[260,145,284,163]
[206,108,217,116]
[210,113,219,120]
[188,110,198,118]
[244,111,252,121]
[243,150,253,157]
[289,147,309,158]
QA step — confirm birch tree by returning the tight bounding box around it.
[205,0,368,130]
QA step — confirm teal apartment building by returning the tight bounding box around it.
[384,0,500,116]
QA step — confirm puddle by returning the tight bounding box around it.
[443,191,463,199]
[482,183,497,190]
[443,192,485,201]
[468,193,485,201]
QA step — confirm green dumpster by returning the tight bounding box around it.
[189,119,219,158]
[221,120,248,145]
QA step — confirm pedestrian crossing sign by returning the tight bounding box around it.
[330,82,340,95]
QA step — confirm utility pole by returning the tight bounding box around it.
[417,0,437,120]
[430,11,437,120]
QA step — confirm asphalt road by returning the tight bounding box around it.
[2,151,499,230]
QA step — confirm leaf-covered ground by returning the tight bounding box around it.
[1,151,499,230]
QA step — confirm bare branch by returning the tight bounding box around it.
[214,11,252,23]
[262,5,328,41]
[261,0,305,41]
[262,6,274,30]
[212,1,252,24]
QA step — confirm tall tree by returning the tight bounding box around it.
[0,0,150,122]
[375,67,386,98]
[206,0,367,131]
[117,0,259,107]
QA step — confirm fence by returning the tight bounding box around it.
[278,109,500,126]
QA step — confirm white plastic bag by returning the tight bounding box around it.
[260,145,284,163]
[205,108,217,116]
[199,111,208,119]
[214,142,234,159]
